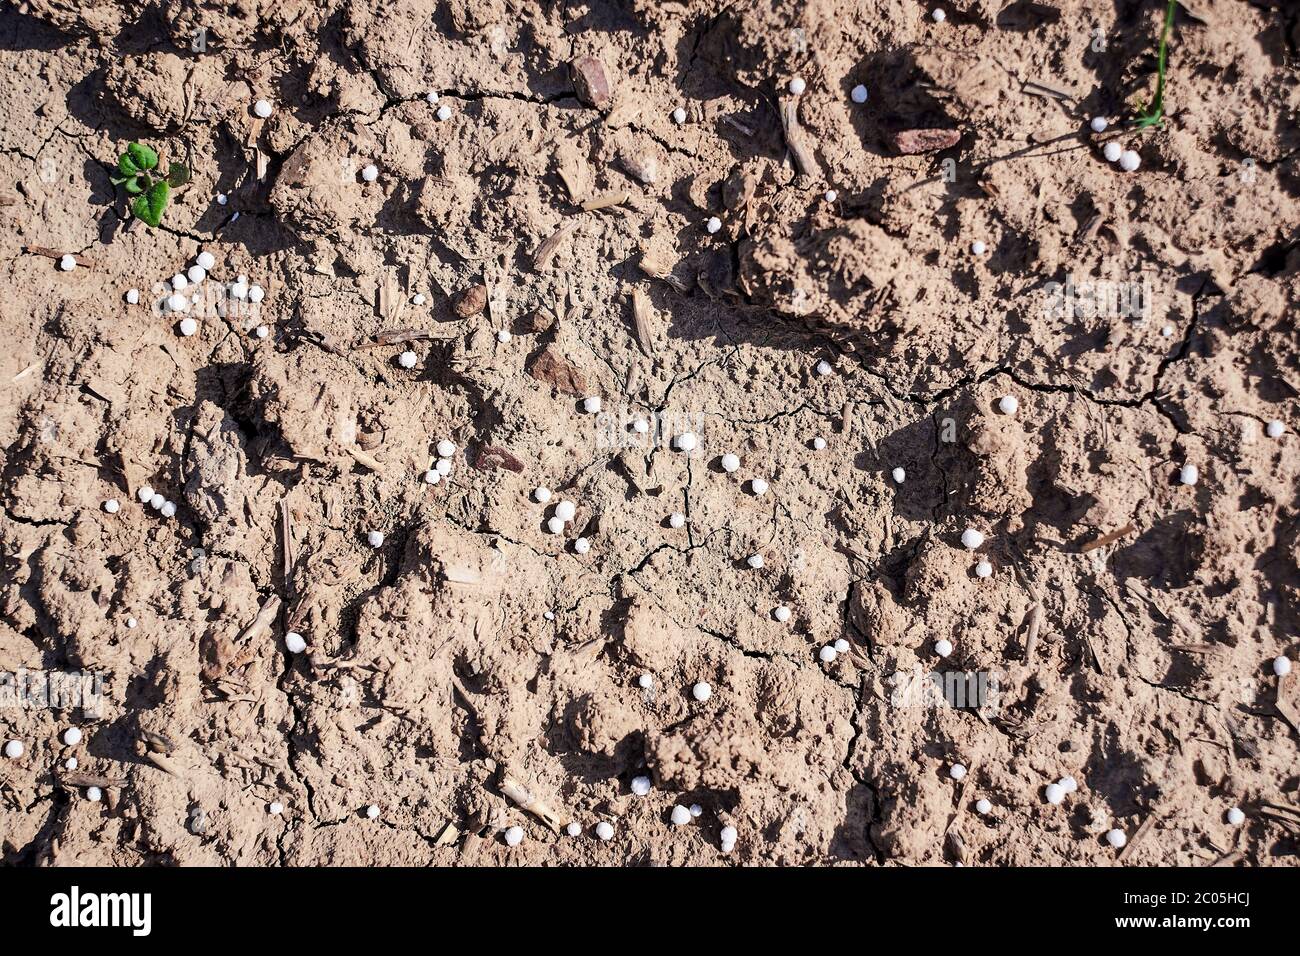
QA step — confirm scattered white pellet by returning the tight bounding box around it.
[815,359,833,376]
[668,512,686,529]
[819,645,837,663]
[1059,776,1079,793]
[62,727,82,746]
[411,292,426,306]
[178,317,199,339]
[674,432,697,452]
[4,740,23,759]
[975,798,992,815]
[426,92,440,105]
[788,77,806,95]
[960,528,985,549]
[851,84,868,104]
[248,285,264,304]
[631,776,652,796]
[637,673,654,689]
[582,396,602,413]
[1179,464,1199,486]
[397,350,417,369]
[546,516,566,534]
[834,638,850,653]
[720,453,740,473]
[504,825,524,847]
[103,499,119,514]
[543,610,555,621]
[949,764,967,781]
[1119,150,1141,172]
[367,530,385,548]
[366,804,380,819]
[160,501,177,518]
[255,325,269,339]
[970,240,987,256]
[670,805,692,825]
[253,98,273,119]
[167,291,188,312]
[632,418,650,434]
[436,439,456,459]
[749,478,769,496]
[533,486,552,504]
[892,467,906,484]
[692,681,712,702]
[566,821,582,837]
[435,457,452,476]
[1044,783,1066,805]
[1161,325,1174,337]
[423,469,441,485]
[1226,807,1245,826]
[216,193,229,205]
[690,804,702,817]
[812,436,827,450]
[361,163,379,182]
[150,493,165,510]
[773,606,791,623]
[1103,142,1123,163]
[269,802,284,815]
[1090,117,1108,133]
[436,104,452,121]
[65,757,77,770]
[285,632,306,654]
[1266,420,1285,439]
[137,486,153,503]
[998,394,1019,415]
[935,638,953,658]
[126,617,138,629]
[1105,828,1127,848]
[706,216,722,234]
[720,824,738,849]
[497,329,511,343]
[555,500,577,522]
[187,265,206,284]
[671,107,687,125]
[197,251,216,270]
[825,189,837,202]
[574,537,591,554]
[86,786,103,802]
[125,288,140,304]
[932,7,946,21]
[746,553,764,569]
[1274,656,1292,677]
[59,254,77,272]
[595,821,615,841]
[975,560,993,578]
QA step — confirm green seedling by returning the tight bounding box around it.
[1134,0,1177,129]
[109,143,191,227]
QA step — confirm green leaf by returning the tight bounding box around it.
[131,179,170,227]
[166,161,191,188]
[118,142,158,177]
[123,174,147,195]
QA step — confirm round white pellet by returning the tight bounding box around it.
[788,77,806,95]
[932,8,946,21]
[668,512,686,529]
[812,436,827,450]
[851,84,868,103]
[504,825,524,847]
[595,821,615,841]
[423,469,441,485]
[65,757,77,770]
[1266,420,1285,439]
[975,560,993,578]
[269,802,284,815]
[720,824,738,844]
[1090,117,1108,133]
[1059,776,1078,793]
[690,804,702,817]
[172,274,189,291]
[126,617,138,629]
[436,104,452,121]
[555,500,577,522]
[216,193,228,205]
[998,394,1019,415]
[150,493,165,510]
[285,632,306,654]
[750,478,769,496]
[631,776,652,796]
[1119,150,1141,172]
[746,553,764,569]
[160,501,177,518]
[834,638,850,653]
[546,516,566,534]
[361,164,379,182]
[426,91,440,104]
[960,528,985,550]
[819,645,837,663]
[366,804,380,819]
[435,457,452,476]
[566,821,582,836]
[248,285,264,303]
[970,240,986,256]
[825,189,837,202]
[671,107,687,125]
[367,530,385,548]
[720,453,740,473]
[815,359,833,376]
[975,798,992,815]
[674,432,697,452]
[1274,656,1292,677]
[86,786,103,802]
[574,537,591,554]
[103,499,119,514]
[253,99,273,118]
[892,467,906,484]
[137,486,153,503]
[168,292,189,312]
[1106,828,1127,848]
[436,439,456,458]
[692,681,712,702]
[773,606,791,623]
[533,486,552,504]
[229,281,248,300]
[397,350,417,369]
[706,216,722,234]
[582,396,602,413]
[632,418,650,434]
[4,740,23,759]
[255,325,269,339]
[178,317,198,337]
[935,638,953,658]
[125,288,140,304]
[1103,142,1123,163]
[1179,464,1199,486]
[197,251,216,270]
[59,254,76,272]
[1226,807,1245,826]
[1044,783,1066,805]
[949,764,967,781]
[637,673,654,689]
[187,265,206,283]
[670,805,692,825]
[62,727,82,746]
[497,329,511,343]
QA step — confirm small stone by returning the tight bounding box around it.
[570,56,613,110]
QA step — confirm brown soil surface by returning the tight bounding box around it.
[2,0,1299,866]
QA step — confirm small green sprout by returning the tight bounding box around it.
[1134,0,1177,129]
[109,143,190,227]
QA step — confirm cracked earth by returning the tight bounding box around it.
[2,0,1300,866]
